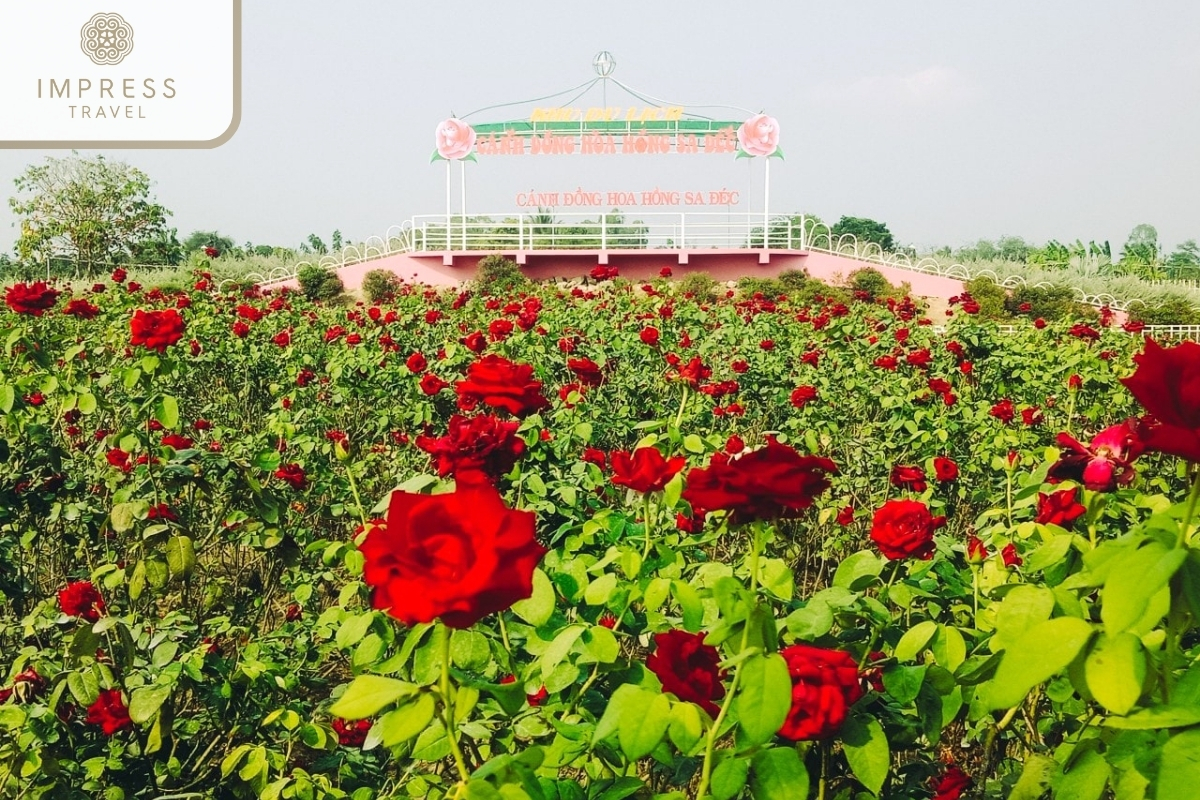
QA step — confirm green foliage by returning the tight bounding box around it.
[735,276,786,299]
[964,276,1012,319]
[297,264,344,301]
[848,267,893,300]
[361,269,402,303]
[181,230,236,256]
[675,271,720,302]
[830,215,895,252]
[9,153,174,276]
[1005,283,1093,321]
[472,254,529,297]
[1128,295,1200,325]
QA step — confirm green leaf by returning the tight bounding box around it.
[584,573,618,606]
[882,665,926,705]
[710,756,749,800]
[450,630,491,671]
[1104,706,1200,730]
[841,715,889,795]
[684,434,705,454]
[618,692,671,760]
[931,625,967,673]
[992,585,1056,652]
[668,702,703,753]
[986,617,1093,709]
[330,676,419,720]
[750,746,809,800]
[672,580,704,632]
[154,395,179,429]
[785,600,833,641]
[77,392,97,415]
[110,502,137,533]
[0,385,13,413]
[1085,633,1145,715]
[1102,544,1186,637]
[581,626,620,664]
[894,620,938,662]
[511,568,555,627]
[1056,742,1110,800]
[1009,753,1057,800]
[541,625,585,677]
[735,653,791,747]
[759,559,793,602]
[128,684,171,725]
[1024,534,1074,572]
[1158,728,1200,800]
[833,551,883,590]
[593,684,647,744]
[165,535,196,581]
[376,693,435,748]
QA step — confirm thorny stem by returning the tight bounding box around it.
[696,525,764,800]
[439,626,470,784]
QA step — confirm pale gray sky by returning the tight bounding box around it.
[2,0,1198,254]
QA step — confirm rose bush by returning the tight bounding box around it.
[0,265,1192,798]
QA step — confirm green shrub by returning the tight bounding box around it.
[361,269,402,303]
[675,272,719,302]
[776,269,810,292]
[736,276,786,299]
[1004,284,1090,321]
[473,254,529,297]
[848,267,893,300]
[963,277,1012,320]
[297,265,344,302]
[1128,295,1200,325]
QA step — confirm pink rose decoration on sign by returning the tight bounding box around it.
[737,114,780,157]
[435,118,477,160]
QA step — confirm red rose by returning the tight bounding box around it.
[1021,406,1043,426]
[1002,543,1023,568]
[640,327,660,346]
[660,267,673,278]
[275,463,308,490]
[1123,320,1146,333]
[966,535,988,564]
[932,766,972,800]
[419,373,449,396]
[416,414,526,483]
[5,281,60,316]
[870,499,946,560]
[646,630,726,718]
[106,448,131,471]
[1048,420,1142,492]
[730,359,749,374]
[725,435,745,454]
[111,268,127,283]
[582,447,607,470]
[933,456,958,482]
[406,352,427,374]
[86,689,133,736]
[488,318,514,341]
[63,298,100,319]
[928,378,952,394]
[777,644,864,741]
[890,464,928,493]
[130,309,185,353]
[790,385,818,409]
[58,580,107,622]
[682,438,837,525]
[272,329,291,347]
[360,481,546,628]
[610,447,686,494]
[990,398,1015,424]
[1036,487,1087,529]
[906,349,933,368]
[161,433,193,450]
[874,355,898,370]
[676,357,712,388]
[332,718,371,747]
[0,668,47,704]
[455,355,549,417]
[1121,339,1200,462]
[285,603,303,621]
[567,357,604,387]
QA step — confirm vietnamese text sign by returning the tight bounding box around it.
[0,1,241,148]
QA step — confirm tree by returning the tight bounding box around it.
[1166,240,1200,279]
[1118,223,1161,278]
[9,153,172,276]
[829,216,895,252]
[129,227,184,266]
[182,230,236,256]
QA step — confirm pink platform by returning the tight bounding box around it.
[263,249,968,300]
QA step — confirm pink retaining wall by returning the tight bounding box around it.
[261,249,970,301]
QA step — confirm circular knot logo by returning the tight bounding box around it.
[80,13,134,66]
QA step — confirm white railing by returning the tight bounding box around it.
[404,212,799,253]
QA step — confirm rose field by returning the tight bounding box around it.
[3,266,1200,800]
